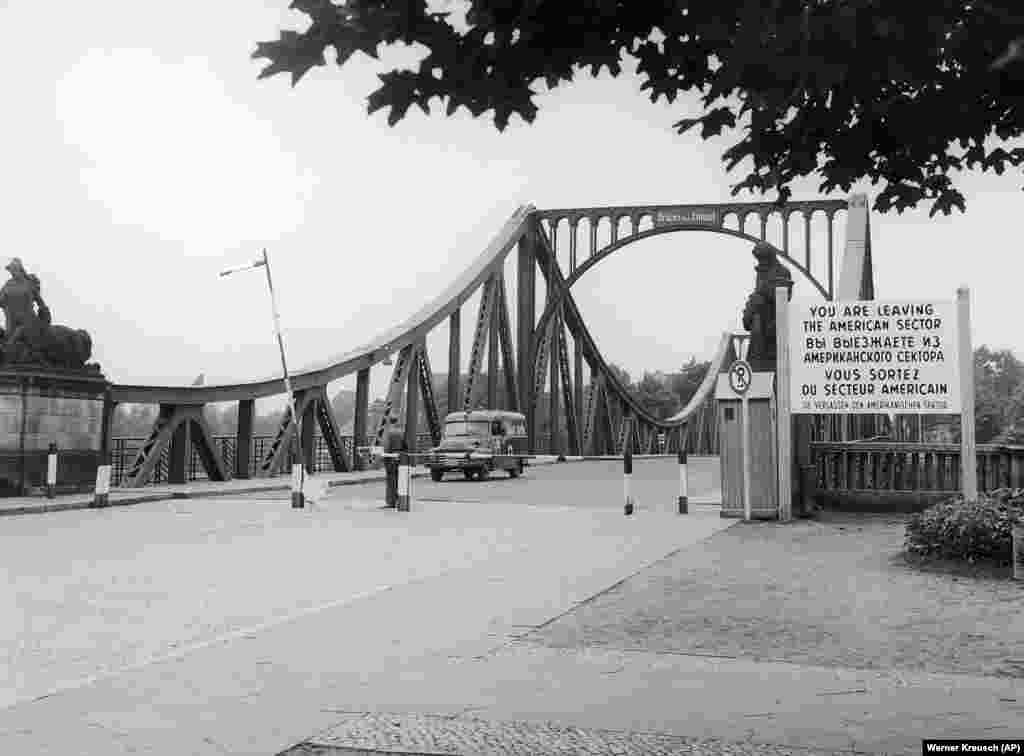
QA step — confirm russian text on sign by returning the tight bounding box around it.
[789,300,960,414]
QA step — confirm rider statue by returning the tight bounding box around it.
[742,242,794,372]
[0,257,47,361]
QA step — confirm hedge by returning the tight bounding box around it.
[905,488,1024,565]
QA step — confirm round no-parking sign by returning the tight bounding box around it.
[728,360,752,395]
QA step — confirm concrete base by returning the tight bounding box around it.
[0,369,108,496]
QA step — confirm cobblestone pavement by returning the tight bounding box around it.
[285,713,866,756]
[530,511,1024,678]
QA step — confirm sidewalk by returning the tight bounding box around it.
[0,455,573,517]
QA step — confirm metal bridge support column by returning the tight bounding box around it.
[405,351,420,452]
[448,310,460,416]
[235,398,254,479]
[488,291,499,408]
[301,394,316,473]
[574,340,583,448]
[354,368,369,471]
[518,224,537,450]
[168,414,188,484]
[549,313,561,455]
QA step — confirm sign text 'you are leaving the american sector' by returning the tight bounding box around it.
[789,300,961,414]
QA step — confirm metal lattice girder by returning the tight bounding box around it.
[374,343,417,446]
[532,315,553,408]
[258,389,323,476]
[122,404,227,487]
[463,275,498,410]
[582,373,599,454]
[555,319,579,454]
[417,340,442,445]
[312,385,350,472]
[494,273,519,411]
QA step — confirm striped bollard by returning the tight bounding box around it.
[93,458,112,508]
[46,442,58,499]
[677,448,689,514]
[291,463,305,508]
[397,451,411,512]
[623,446,634,516]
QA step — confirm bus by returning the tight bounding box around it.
[424,410,530,481]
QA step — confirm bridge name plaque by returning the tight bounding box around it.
[788,300,960,414]
[653,209,720,226]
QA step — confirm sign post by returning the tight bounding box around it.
[775,286,792,522]
[728,359,753,521]
[957,287,976,502]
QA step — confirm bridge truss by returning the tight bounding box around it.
[109,196,875,487]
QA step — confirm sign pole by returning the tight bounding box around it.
[775,286,792,522]
[741,393,751,521]
[958,286,977,502]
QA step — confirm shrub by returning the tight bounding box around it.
[905,489,1024,565]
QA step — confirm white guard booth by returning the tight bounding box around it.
[716,371,778,520]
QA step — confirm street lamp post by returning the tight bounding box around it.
[220,249,304,506]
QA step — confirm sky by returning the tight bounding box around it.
[2,0,1022,407]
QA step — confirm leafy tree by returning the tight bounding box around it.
[974,345,1024,443]
[605,362,633,391]
[670,357,711,407]
[634,371,681,419]
[255,0,1024,216]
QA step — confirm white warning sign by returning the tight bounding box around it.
[789,300,960,414]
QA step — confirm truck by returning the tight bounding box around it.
[424,410,530,481]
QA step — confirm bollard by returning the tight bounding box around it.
[384,453,398,508]
[92,457,111,508]
[46,442,57,499]
[677,448,688,514]
[397,451,411,512]
[623,447,634,516]
[291,463,305,508]
[1014,524,1024,582]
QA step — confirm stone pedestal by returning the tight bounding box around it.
[0,369,110,496]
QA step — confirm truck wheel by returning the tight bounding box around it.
[478,466,490,481]
[430,468,444,482]
[463,470,475,481]
[508,463,521,478]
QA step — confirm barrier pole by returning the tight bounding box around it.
[46,441,57,499]
[291,463,304,509]
[623,418,634,516]
[677,447,688,514]
[397,451,411,512]
[93,455,111,508]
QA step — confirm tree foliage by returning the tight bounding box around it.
[255,0,1024,216]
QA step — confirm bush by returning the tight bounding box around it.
[905,488,1024,565]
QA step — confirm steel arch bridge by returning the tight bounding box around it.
[108,195,876,487]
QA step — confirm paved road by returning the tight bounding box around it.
[1,457,720,714]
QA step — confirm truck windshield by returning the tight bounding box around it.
[443,420,492,438]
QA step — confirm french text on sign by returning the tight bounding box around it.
[789,299,960,414]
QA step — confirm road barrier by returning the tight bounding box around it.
[291,463,305,509]
[623,446,635,516]
[46,442,57,499]
[678,448,689,514]
[93,458,112,508]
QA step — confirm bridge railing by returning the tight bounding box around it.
[108,433,568,486]
[810,440,1024,507]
